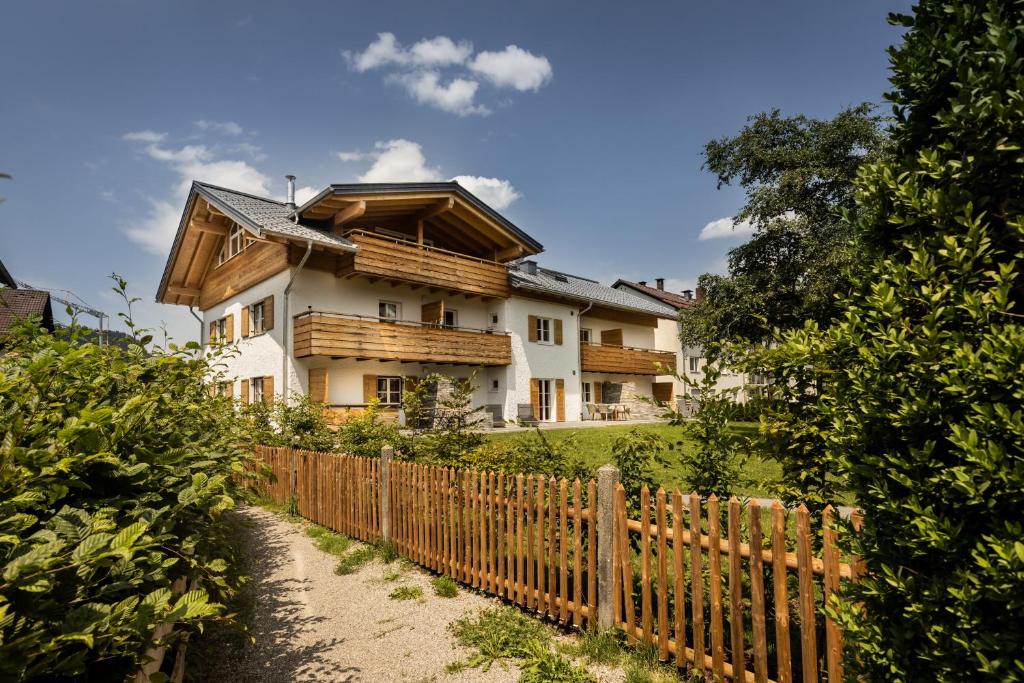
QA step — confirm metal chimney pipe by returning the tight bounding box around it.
[285,175,296,210]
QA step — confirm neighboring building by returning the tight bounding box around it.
[0,258,54,337]
[156,179,679,425]
[613,278,765,403]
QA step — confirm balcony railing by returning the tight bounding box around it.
[293,311,512,366]
[336,230,511,299]
[581,342,676,376]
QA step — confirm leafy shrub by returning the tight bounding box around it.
[610,429,667,511]
[0,279,247,680]
[468,429,591,481]
[673,361,743,498]
[334,399,403,458]
[430,575,458,598]
[236,392,336,452]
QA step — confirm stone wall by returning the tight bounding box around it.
[599,381,660,420]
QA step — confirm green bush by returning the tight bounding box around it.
[0,280,247,680]
[334,399,403,458]
[238,392,336,452]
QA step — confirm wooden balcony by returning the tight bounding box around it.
[336,230,511,298]
[293,311,512,365]
[581,343,676,376]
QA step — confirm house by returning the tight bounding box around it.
[613,278,766,403]
[156,178,682,425]
[0,258,54,337]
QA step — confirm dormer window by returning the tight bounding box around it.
[217,225,254,265]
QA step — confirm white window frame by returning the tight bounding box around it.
[377,376,403,406]
[688,356,700,373]
[537,379,554,422]
[536,317,553,344]
[251,376,264,403]
[443,309,458,329]
[582,381,592,404]
[212,317,226,343]
[378,301,401,322]
[217,225,253,265]
[250,301,265,335]
[579,328,592,344]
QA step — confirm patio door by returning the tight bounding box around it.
[537,379,553,422]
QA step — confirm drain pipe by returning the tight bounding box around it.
[577,301,593,419]
[282,240,313,402]
[188,305,204,346]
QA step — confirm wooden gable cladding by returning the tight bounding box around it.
[335,231,511,299]
[293,313,512,366]
[199,241,289,310]
[581,344,677,376]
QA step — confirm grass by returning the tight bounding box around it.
[446,606,552,672]
[431,575,459,597]
[334,545,377,575]
[388,585,424,601]
[305,525,350,556]
[486,422,782,498]
[557,629,623,666]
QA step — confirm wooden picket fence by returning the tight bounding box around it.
[248,446,858,683]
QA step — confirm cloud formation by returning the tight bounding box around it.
[195,120,245,135]
[451,176,521,210]
[698,216,756,241]
[344,32,551,116]
[122,130,166,143]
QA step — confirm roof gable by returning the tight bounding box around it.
[510,266,678,319]
[0,289,53,334]
[612,279,694,310]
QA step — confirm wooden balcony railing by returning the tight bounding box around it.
[293,311,512,366]
[336,230,511,298]
[581,342,676,376]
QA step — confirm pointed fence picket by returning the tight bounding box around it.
[248,445,854,682]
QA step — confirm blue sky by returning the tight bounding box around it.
[0,1,907,342]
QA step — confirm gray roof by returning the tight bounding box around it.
[194,183,357,251]
[509,265,678,318]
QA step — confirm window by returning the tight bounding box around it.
[378,301,401,322]
[251,376,264,403]
[749,373,769,386]
[377,376,403,405]
[579,328,592,344]
[582,381,592,404]
[537,379,553,421]
[217,382,233,398]
[536,317,552,344]
[443,309,458,329]
[217,225,254,265]
[211,317,226,343]
[490,379,499,391]
[250,301,265,335]
[688,356,700,373]
[491,314,499,325]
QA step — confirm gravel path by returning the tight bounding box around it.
[199,506,556,683]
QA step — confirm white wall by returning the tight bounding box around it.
[579,315,657,349]
[505,296,582,421]
[203,269,289,399]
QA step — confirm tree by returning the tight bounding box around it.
[823,3,1024,680]
[681,105,888,349]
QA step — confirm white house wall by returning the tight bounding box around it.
[505,296,582,421]
[579,315,657,349]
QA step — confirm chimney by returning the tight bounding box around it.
[638,280,647,287]
[682,289,694,300]
[696,286,705,302]
[285,175,296,210]
[655,278,665,291]
[521,260,538,275]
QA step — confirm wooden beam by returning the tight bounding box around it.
[416,197,454,221]
[166,285,201,297]
[496,244,525,261]
[332,201,367,230]
[190,218,229,236]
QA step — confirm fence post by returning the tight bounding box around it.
[380,445,393,544]
[596,464,620,630]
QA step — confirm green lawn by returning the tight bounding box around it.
[485,422,782,499]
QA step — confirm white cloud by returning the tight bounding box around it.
[469,45,552,91]
[293,185,320,205]
[124,198,183,254]
[698,216,756,241]
[337,150,366,162]
[358,139,442,183]
[388,71,488,116]
[345,32,472,72]
[122,130,166,143]
[451,175,520,210]
[195,120,245,135]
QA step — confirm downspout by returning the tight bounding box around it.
[577,301,593,419]
[188,305,204,346]
[282,240,313,402]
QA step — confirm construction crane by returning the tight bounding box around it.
[15,280,110,346]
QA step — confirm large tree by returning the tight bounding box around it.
[680,105,888,349]
[817,2,1024,679]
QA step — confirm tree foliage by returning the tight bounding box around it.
[819,3,1024,679]
[0,279,247,680]
[681,104,888,349]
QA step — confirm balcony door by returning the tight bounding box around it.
[537,379,553,422]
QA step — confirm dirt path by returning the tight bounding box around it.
[200,506,527,683]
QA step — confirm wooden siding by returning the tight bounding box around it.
[336,230,511,298]
[199,241,289,310]
[581,343,677,376]
[293,312,512,365]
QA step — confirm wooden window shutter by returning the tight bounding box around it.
[529,378,540,421]
[528,315,538,342]
[556,379,565,422]
[225,381,234,399]
[601,328,624,347]
[652,382,673,403]
[594,381,602,404]
[208,320,217,343]
[421,301,443,325]
[262,375,274,405]
[241,306,250,338]
[224,314,235,343]
[554,319,564,345]
[363,374,378,403]
[240,379,249,405]
[308,368,329,404]
[263,295,275,331]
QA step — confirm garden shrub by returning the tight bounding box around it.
[0,279,247,680]
[334,399,403,458]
